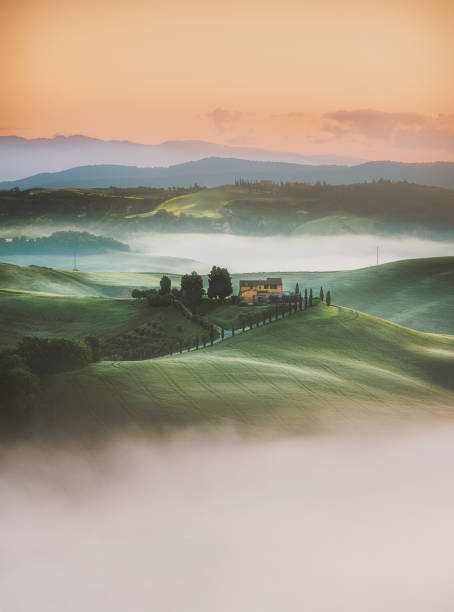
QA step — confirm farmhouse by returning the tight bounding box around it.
[239,277,283,303]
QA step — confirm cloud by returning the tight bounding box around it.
[322,109,454,152]
[271,112,308,119]
[206,107,244,133]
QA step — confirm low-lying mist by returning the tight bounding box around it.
[2,232,453,273]
[129,232,454,272]
[2,425,454,611]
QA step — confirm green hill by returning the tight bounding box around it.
[138,182,454,237]
[142,186,245,219]
[0,289,203,358]
[0,262,174,297]
[34,303,454,438]
[233,257,454,335]
[1,257,453,333]
[4,182,454,237]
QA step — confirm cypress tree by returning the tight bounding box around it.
[221,325,225,340]
[295,282,300,296]
[309,288,313,307]
[320,287,324,302]
[304,288,308,309]
[326,290,332,306]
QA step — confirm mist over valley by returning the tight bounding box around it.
[3,426,454,612]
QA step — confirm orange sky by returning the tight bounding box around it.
[2,0,454,161]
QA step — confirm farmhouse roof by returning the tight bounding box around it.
[239,277,282,286]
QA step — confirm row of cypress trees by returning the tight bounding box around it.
[295,284,331,307]
[168,283,334,355]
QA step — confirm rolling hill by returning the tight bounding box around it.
[0,262,172,297]
[2,181,454,238]
[1,257,453,334]
[1,157,454,190]
[32,302,454,439]
[0,289,205,359]
[148,182,454,237]
[233,257,454,335]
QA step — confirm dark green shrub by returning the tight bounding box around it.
[147,294,172,307]
[18,337,93,376]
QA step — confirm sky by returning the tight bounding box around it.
[2,0,454,161]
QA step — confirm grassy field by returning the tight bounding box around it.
[1,257,453,333]
[0,289,202,353]
[197,301,270,329]
[0,262,176,297]
[122,182,454,238]
[234,257,454,335]
[33,302,454,438]
[136,186,248,218]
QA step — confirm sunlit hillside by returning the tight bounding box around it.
[33,302,454,438]
[2,257,453,333]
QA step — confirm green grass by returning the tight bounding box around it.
[121,183,454,238]
[0,289,202,350]
[0,262,178,297]
[233,257,454,334]
[34,302,454,438]
[197,300,269,328]
[1,256,453,333]
[136,186,249,218]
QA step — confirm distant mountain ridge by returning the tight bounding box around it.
[0,134,363,180]
[1,157,453,190]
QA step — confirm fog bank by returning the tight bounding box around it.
[2,232,453,272]
[2,426,454,611]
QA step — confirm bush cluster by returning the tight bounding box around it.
[0,335,101,433]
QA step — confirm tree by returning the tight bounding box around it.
[295,282,300,296]
[326,290,332,306]
[207,266,233,302]
[304,288,308,309]
[320,286,324,302]
[18,337,92,376]
[180,271,204,312]
[309,288,313,307]
[159,275,171,295]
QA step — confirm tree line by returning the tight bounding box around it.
[132,267,332,313]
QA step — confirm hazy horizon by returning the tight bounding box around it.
[2,0,454,162]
